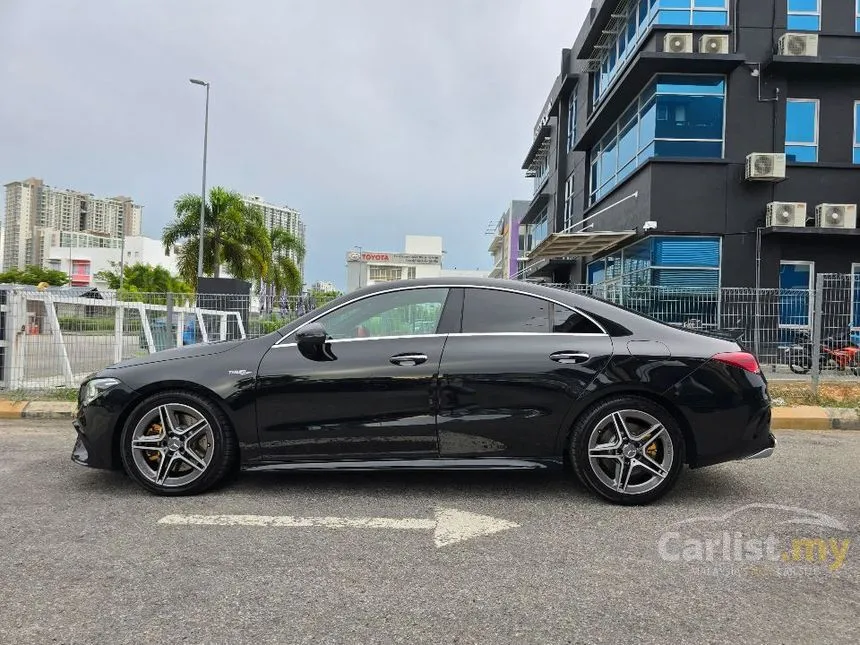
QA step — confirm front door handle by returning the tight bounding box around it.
[550,351,590,365]
[390,353,428,367]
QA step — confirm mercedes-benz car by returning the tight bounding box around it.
[72,278,774,505]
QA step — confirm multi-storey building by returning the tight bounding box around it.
[2,178,142,270]
[519,0,860,320]
[488,200,530,279]
[243,195,306,281]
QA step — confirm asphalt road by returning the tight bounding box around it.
[1,423,858,645]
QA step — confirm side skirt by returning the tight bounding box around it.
[244,457,564,473]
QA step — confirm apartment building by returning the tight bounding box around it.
[243,195,306,280]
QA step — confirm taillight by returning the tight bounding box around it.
[712,352,761,374]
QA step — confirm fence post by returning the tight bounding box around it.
[5,290,27,390]
[165,293,175,349]
[811,273,824,395]
[114,303,124,364]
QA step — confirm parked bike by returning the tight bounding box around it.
[782,329,860,375]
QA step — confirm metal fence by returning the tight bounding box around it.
[0,274,857,394]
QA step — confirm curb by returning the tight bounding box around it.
[0,400,858,430]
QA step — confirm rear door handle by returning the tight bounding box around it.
[550,351,590,365]
[390,353,428,367]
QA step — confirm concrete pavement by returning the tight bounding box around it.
[0,421,857,644]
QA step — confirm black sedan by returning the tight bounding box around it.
[72,278,774,505]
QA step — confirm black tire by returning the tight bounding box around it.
[568,396,686,506]
[788,353,811,375]
[120,390,238,496]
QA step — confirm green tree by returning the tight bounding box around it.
[0,265,69,286]
[267,227,305,296]
[162,187,272,287]
[95,262,192,293]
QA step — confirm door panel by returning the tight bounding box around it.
[437,334,613,459]
[256,336,446,460]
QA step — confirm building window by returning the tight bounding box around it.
[368,265,403,282]
[529,206,550,251]
[787,0,821,31]
[407,266,416,280]
[856,0,860,31]
[563,174,574,233]
[785,99,819,162]
[589,75,725,205]
[567,88,577,152]
[657,0,730,26]
[853,263,860,329]
[854,102,860,164]
[779,261,813,328]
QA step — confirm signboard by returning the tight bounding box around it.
[346,251,442,265]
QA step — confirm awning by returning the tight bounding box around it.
[522,124,553,176]
[528,230,637,260]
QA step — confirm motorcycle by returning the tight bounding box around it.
[783,329,860,375]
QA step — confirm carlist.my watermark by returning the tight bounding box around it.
[656,504,854,576]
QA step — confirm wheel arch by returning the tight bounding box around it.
[559,387,698,466]
[112,380,239,470]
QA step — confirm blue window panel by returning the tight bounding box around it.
[695,0,727,7]
[653,237,721,267]
[786,145,818,162]
[785,100,817,143]
[788,0,818,11]
[639,97,657,148]
[587,261,606,285]
[623,239,653,274]
[854,148,860,164]
[856,17,860,32]
[853,267,860,328]
[693,11,728,25]
[652,269,720,289]
[638,0,649,26]
[654,140,723,157]
[662,0,691,7]
[600,137,618,187]
[779,263,812,326]
[787,14,820,30]
[657,10,692,24]
[656,76,725,94]
[654,95,725,140]
[618,120,638,168]
[855,102,860,145]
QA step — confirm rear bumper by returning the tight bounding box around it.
[745,433,776,460]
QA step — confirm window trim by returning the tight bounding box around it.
[275,284,608,346]
[567,88,578,152]
[778,260,815,330]
[785,98,819,162]
[787,0,821,32]
[856,0,860,32]
[854,101,860,164]
[563,173,575,233]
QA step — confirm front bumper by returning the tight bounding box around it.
[72,382,139,470]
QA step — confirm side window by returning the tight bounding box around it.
[553,304,604,334]
[315,288,449,340]
[462,289,550,333]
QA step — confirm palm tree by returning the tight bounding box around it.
[267,227,305,296]
[162,187,272,287]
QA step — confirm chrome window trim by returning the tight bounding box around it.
[271,284,608,348]
[273,331,610,350]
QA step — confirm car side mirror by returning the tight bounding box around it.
[296,322,328,349]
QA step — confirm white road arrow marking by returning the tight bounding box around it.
[158,507,520,548]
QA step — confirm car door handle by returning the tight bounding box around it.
[550,351,590,364]
[390,353,428,367]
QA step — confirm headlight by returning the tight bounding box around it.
[80,377,121,407]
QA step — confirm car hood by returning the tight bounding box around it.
[105,339,245,370]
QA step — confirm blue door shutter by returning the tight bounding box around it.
[652,237,721,268]
[652,269,720,289]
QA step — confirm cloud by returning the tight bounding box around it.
[0,0,587,287]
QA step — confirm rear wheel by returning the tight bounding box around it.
[120,391,238,496]
[569,396,685,505]
[788,352,811,374]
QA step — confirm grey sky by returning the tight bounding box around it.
[0,0,587,288]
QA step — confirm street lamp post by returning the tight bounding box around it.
[190,78,210,280]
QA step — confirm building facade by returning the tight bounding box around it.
[346,236,445,292]
[45,234,177,288]
[2,178,142,271]
[488,200,530,279]
[243,195,306,280]
[519,0,860,310]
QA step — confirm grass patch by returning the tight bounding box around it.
[0,388,78,402]
[769,381,860,409]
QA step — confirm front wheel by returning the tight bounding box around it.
[569,396,685,505]
[120,391,238,496]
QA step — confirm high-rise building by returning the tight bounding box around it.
[243,195,306,281]
[488,200,530,280]
[2,177,142,271]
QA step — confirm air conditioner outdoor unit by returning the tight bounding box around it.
[745,153,787,181]
[664,33,694,54]
[766,202,807,228]
[699,34,730,55]
[815,204,858,229]
[778,33,819,57]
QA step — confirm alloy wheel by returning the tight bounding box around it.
[587,409,674,496]
[129,403,215,488]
